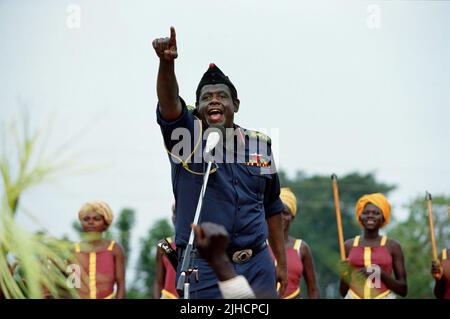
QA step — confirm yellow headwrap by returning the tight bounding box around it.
[355,193,391,228]
[280,187,297,217]
[78,201,114,229]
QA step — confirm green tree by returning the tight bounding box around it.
[279,170,395,298]
[71,220,83,235]
[388,195,450,298]
[115,208,135,267]
[134,218,173,298]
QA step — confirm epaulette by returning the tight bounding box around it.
[186,105,196,114]
[245,130,271,145]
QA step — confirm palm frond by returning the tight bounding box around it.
[0,112,89,299]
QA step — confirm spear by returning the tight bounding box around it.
[331,174,346,261]
[426,191,441,280]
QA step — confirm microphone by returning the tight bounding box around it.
[204,131,221,155]
[177,130,221,297]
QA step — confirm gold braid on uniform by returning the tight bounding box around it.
[163,111,218,176]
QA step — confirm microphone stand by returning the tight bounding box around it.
[176,150,216,299]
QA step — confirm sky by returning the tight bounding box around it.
[1,0,449,277]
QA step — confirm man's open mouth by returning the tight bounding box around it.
[207,108,224,122]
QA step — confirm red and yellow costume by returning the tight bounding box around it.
[440,248,450,299]
[160,237,179,299]
[277,188,304,299]
[347,235,393,299]
[74,240,116,299]
[282,239,303,299]
[269,239,305,299]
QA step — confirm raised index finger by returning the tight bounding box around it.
[169,26,176,43]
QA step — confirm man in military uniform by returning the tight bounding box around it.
[152,27,287,298]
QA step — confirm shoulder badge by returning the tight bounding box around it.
[246,130,272,145]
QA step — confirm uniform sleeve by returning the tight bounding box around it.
[264,170,285,219]
[262,143,284,218]
[156,97,199,160]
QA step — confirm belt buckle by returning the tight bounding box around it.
[232,249,253,263]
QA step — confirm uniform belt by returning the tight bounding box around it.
[177,241,267,264]
[227,241,267,264]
